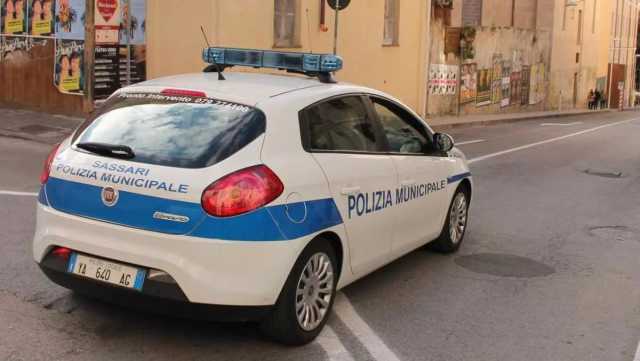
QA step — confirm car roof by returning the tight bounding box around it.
[126,72,359,105]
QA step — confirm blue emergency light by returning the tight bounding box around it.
[202,47,343,83]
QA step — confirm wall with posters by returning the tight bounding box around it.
[0,0,146,115]
[428,24,552,116]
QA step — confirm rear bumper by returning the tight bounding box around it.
[38,258,271,322]
[33,203,316,306]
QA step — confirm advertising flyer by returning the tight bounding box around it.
[501,62,511,107]
[460,63,477,104]
[529,64,537,104]
[2,0,27,34]
[28,0,54,36]
[510,71,521,105]
[491,61,502,104]
[476,68,492,106]
[95,0,120,44]
[94,44,119,99]
[54,38,84,94]
[119,0,144,45]
[55,0,84,39]
[520,65,530,105]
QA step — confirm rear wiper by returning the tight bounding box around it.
[76,142,136,160]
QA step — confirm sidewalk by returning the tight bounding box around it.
[0,108,82,145]
[0,106,623,145]
[430,108,612,130]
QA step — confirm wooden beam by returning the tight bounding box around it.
[83,0,95,114]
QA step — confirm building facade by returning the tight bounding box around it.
[147,0,432,116]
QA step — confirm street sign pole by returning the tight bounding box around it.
[333,0,340,55]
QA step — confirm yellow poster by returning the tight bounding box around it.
[2,0,27,34]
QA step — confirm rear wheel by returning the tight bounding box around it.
[260,238,337,345]
[429,186,470,253]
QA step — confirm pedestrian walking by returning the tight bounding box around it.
[594,90,601,109]
[588,89,595,110]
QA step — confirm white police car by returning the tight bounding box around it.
[33,48,472,345]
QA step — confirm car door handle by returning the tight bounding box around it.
[340,186,361,195]
[401,179,417,186]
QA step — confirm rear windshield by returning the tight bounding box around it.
[73,92,266,168]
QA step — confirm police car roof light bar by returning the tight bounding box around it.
[202,47,343,83]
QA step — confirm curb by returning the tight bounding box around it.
[431,109,613,131]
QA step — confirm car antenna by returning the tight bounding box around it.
[200,25,225,81]
[306,8,313,54]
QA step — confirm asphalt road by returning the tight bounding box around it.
[1,110,639,361]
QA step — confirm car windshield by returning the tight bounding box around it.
[73,92,266,169]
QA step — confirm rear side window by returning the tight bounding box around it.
[73,92,266,169]
[301,96,381,152]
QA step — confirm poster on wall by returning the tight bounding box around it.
[446,65,458,95]
[54,38,84,94]
[460,63,477,104]
[1,35,30,58]
[536,63,546,104]
[2,0,27,34]
[501,62,511,107]
[520,65,530,105]
[95,0,120,44]
[510,72,521,105]
[529,64,545,105]
[28,0,55,36]
[429,64,457,96]
[55,0,84,39]
[119,0,144,44]
[476,68,491,106]
[491,61,502,104]
[429,64,444,95]
[94,44,119,99]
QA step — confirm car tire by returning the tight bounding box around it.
[260,237,338,346]
[429,185,470,254]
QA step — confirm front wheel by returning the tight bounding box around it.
[260,238,337,345]
[429,186,470,253]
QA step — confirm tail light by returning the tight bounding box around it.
[51,247,72,261]
[201,165,284,217]
[40,143,61,185]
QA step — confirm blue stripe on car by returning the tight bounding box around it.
[44,177,343,242]
[447,172,472,184]
[38,186,49,206]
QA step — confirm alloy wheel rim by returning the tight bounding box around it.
[449,193,468,244]
[295,252,334,331]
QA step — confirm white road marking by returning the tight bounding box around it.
[634,340,640,361]
[456,139,486,146]
[540,121,583,126]
[316,326,356,361]
[0,190,38,197]
[333,293,402,361]
[469,118,637,164]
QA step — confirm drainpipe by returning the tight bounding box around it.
[424,1,433,117]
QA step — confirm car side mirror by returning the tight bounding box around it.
[433,133,454,153]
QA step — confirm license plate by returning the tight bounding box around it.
[67,253,146,291]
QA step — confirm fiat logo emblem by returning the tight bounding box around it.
[101,187,119,207]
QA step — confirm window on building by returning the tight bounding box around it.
[592,0,597,33]
[577,9,583,44]
[383,0,400,46]
[274,0,299,48]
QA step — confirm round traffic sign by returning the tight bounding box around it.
[327,0,351,10]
